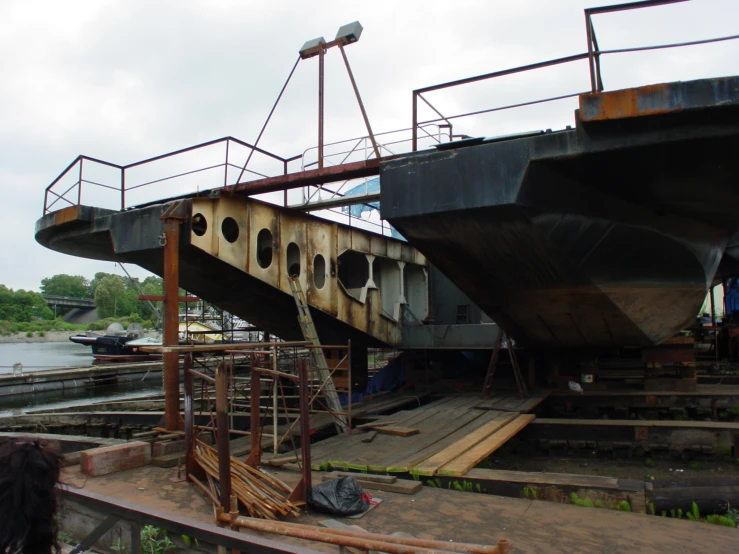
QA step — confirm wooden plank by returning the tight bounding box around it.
[320,475,422,495]
[438,414,536,476]
[464,468,621,489]
[356,420,398,429]
[376,409,488,472]
[413,412,518,476]
[361,430,378,443]
[531,418,739,429]
[324,471,397,484]
[375,426,419,437]
[393,413,502,473]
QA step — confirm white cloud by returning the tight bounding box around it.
[1,0,738,290]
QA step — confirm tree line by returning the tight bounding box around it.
[1,273,165,324]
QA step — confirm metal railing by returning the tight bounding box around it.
[42,136,293,214]
[411,0,739,150]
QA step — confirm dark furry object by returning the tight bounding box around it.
[0,439,62,554]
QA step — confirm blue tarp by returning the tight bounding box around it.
[340,178,406,241]
[339,355,406,406]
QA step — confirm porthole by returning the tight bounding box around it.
[314,254,326,289]
[287,242,301,277]
[257,229,273,268]
[221,217,239,243]
[192,213,207,237]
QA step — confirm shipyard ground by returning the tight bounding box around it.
[61,464,735,554]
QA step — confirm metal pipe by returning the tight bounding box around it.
[249,355,262,464]
[338,44,380,160]
[219,513,509,554]
[215,362,231,508]
[298,358,311,497]
[184,354,196,476]
[162,216,181,431]
[272,344,278,457]
[236,57,301,183]
[318,44,325,169]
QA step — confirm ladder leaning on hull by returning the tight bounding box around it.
[289,276,348,433]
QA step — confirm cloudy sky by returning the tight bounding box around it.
[1,0,737,292]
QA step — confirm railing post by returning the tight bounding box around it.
[585,10,597,93]
[412,92,418,151]
[77,158,84,206]
[224,139,230,187]
[121,167,126,210]
[215,361,232,509]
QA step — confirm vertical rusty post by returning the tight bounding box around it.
[710,285,719,363]
[215,362,231,509]
[585,10,596,93]
[163,216,181,431]
[229,494,240,554]
[298,357,312,499]
[411,92,418,152]
[246,353,262,467]
[318,43,325,170]
[77,158,84,206]
[223,140,230,187]
[121,167,126,210]
[184,353,196,477]
[347,340,352,434]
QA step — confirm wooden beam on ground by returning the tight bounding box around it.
[438,414,536,476]
[361,430,378,443]
[375,426,419,437]
[320,475,422,495]
[80,441,151,476]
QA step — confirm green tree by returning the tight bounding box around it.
[0,285,52,322]
[94,275,127,318]
[40,274,90,298]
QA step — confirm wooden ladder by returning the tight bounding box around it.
[289,276,348,433]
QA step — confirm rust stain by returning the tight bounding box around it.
[580,83,673,121]
[52,205,83,225]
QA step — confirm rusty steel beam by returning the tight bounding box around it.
[225,158,383,196]
[161,201,187,431]
[215,362,232,508]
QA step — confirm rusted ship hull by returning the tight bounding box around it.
[381,77,739,348]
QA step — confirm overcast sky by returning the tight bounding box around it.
[1,0,737,292]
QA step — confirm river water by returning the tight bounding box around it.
[0,341,94,374]
[0,341,161,416]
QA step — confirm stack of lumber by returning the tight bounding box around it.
[194,441,299,519]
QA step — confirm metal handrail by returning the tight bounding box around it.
[411,0,739,150]
[42,137,289,215]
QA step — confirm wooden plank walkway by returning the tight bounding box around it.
[307,392,546,476]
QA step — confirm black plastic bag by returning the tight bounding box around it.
[307,476,369,516]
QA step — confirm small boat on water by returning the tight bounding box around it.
[70,323,162,362]
[70,317,241,362]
